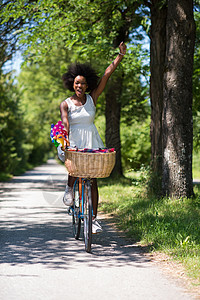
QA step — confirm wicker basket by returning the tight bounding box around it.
[65,150,116,178]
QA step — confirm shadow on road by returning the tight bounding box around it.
[0,160,150,271]
[0,208,150,270]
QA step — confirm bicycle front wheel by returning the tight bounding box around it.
[83,180,92,253]
[72,181,81,240]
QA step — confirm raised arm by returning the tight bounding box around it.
[90,42,126,105]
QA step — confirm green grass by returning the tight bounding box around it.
[0,172,13,181]
[98,169,200,286]
[193,151,200,179]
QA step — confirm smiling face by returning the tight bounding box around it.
[73,75,88,98]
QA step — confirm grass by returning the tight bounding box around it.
[98,167,200,286]
[193,151,200,179]
[0,172,13,181]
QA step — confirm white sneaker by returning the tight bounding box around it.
[92,218,103,234]
[63,185,73,206]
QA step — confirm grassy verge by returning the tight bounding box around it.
[0,163,36,182]
[0,172,13,181]
[98,170,200,286]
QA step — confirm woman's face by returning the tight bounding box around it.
[73,75,88,98]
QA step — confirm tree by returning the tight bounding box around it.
[162,0,195,198]
[149,0,167,191]
[193,5,200,151]
[0,2,28,177]
[144,0,196,198]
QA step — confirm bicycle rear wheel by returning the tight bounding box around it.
[83,180,92,253]
[72,181,81,239]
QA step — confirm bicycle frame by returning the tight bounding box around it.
[71,177,93,252]
[72,178,92,217]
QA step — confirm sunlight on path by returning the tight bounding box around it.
[0,159,196,300]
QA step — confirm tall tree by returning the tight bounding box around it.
[149,0,167,192]
[0,2,28,177]
[193,5,200,151]
[146,0,196,197]
[162,0,195,197]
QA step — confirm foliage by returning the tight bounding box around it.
[121,45,150,119]
[0,0,142,61]
[0,72,26,177]
[98,171,200,284]
[0,0,150,92]
[95,114,151,170]
[121,116,151,170]
[0,1,25,67]
[17,47,71,166]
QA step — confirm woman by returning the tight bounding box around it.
[60,42,126,233]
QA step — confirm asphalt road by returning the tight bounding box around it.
[0,159,197,300]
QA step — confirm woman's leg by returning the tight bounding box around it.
[68,175,76,187]
[91,178,102,233]
[91,178,98,218]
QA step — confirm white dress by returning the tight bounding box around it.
[65,94,104,149]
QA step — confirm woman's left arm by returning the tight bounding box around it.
[90,42,126,105]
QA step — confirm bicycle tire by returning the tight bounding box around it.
[83,180,92,253]
[72,181,81,240]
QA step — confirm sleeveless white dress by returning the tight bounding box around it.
[65,94,104,149]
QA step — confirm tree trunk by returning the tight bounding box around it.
[162,0,195,198]
[149,0,167,194]
[105,75,123,176]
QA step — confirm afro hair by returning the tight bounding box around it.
[62,63,99,92]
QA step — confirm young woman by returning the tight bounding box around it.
[60,42,126,233]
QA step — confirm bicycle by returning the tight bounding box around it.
[65,148,116,253]
[71,177,93,253]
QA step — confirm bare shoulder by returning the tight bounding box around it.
[60,99,68,111]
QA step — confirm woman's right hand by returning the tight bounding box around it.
[119,42,126,55]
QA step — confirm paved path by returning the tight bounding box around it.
[0,159,197,300]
